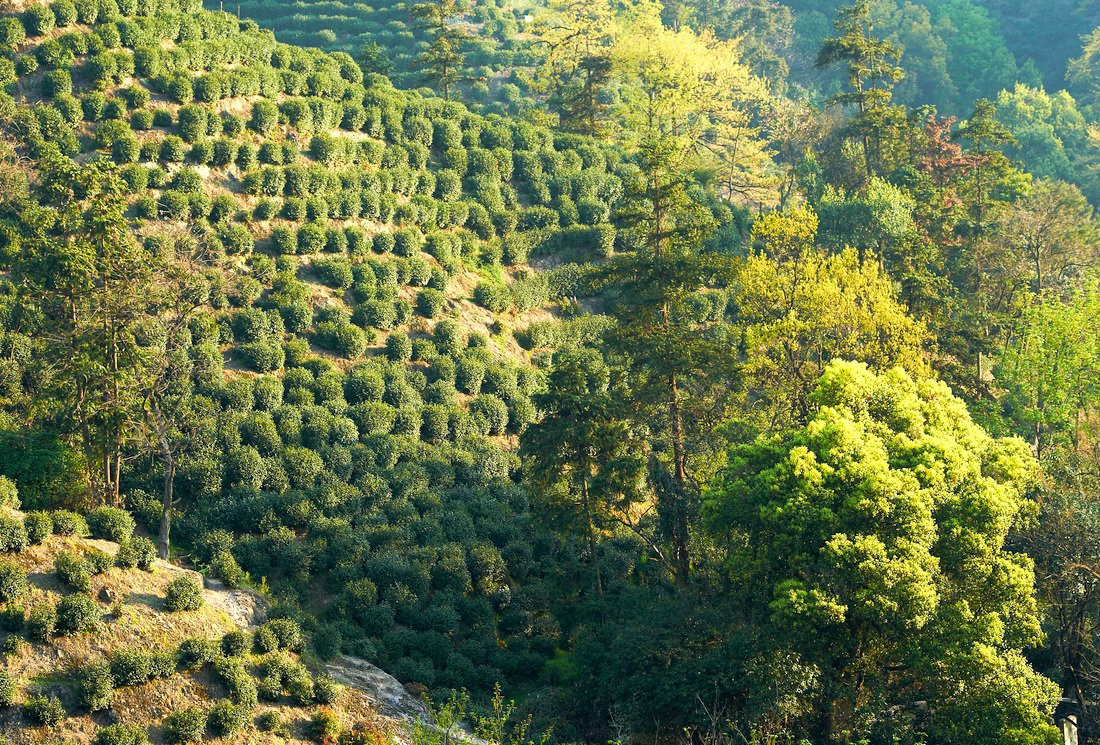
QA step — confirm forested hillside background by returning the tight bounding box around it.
[0,0,1099,742]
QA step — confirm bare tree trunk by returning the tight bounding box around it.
[158,451,175,560]
[580,475,603,596]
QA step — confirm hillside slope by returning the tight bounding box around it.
[0,0,636,716]
[0,504,409,744]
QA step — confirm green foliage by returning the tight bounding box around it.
[78,662,114,711]
[164,575,204,612]
[0,515,27,553]
[51,510,88,537]
[116,536,156,570]
[0,476,17,510]
[94,723,149,745]
[86,506,135,542]
[54,550,91,591]
[0,560,27,603]
[473,282,510,313]
[22,512,52,544]
[24,693,65,726]
[26,603,56,642]
[206,700,250,737]
[704,361,1059,743]
[55,593,100,635]
[163,707,206,744]
[0,669,14,707]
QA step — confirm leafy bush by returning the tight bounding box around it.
[22,5,55,36]
[55,594,100,635]
[473,282,510,313]
[165,575,204,612]
[206,700,250,736]
[0,669,14,707]
[0,605,24,632]
[0,560,27,603]
[23,511,52,544]
[0,515,28,553]
[416,288,446,318]
[264,618,303,651]
[55,550,91,591]
[310,706,340,740]
[164,707,206,744]
[314,674,340,704]
[94,723,149,745]
[78,662,114,711]
[177,636,219,670]
[221,629,250,656]
[51,510,88,536]
[0,476,17,509]
[26,603,56,641]
[110,649,153,686]
[385,332,412,362]
[24,693,65,726]
[116,536,156,570]
[87,506,135,542]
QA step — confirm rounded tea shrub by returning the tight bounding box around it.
[24,693,65,726]
[23,511,52,544]
[0,515,28,553]
[0,669,14,707]
[0,560,27,603]
[26,603,56,641]
[55,593,100,635]
[164,707,206,744]
[206,700,249,737]
[51,510,88,536]
[87,506,135,542]
[78,662,114,711]
[0,475,17,509]
[116,536,156,570]
[93,723,149,745]
[164,575,204,612]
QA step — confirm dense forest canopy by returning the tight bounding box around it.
[0,0,1098,743]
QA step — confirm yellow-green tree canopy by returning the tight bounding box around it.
[734,246,929,430]
[704,360,1059,744]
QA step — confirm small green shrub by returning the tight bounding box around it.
[55,593,100,635]
[164,707,206,744]
[0,475,17,509]
[54,550,91,591]
[116,536,156,570]
[0,560,27,603]
[51,510,88,536]
[87,506,135,542]
[206,700,250,737]
[85,549,113,575]
[78,662,114,711]
[310,706,341,740]
[473,281,510,313]
[314,674,340,704]
[0,515,28,553]
[110,649,153,686]
[256,709,282,732]
[177,636,219,670]
[385,332,412,362]
[24,693,65,726]
[221,629,250,656]
[164,575,204,612]
[0,604,24,632]
[0,669,15,707]
[23,511,52,544]
[93,723,149,745]
[26,603,56,641]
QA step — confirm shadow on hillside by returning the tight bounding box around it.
[123,592,163,611]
